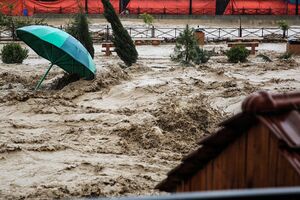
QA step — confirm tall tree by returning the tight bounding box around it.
[101,0,138,66]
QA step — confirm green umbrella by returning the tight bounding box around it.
[16,25,96,90]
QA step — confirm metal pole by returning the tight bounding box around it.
[35,63,54,91]
[189,0,192,15]
[85,0,88,14]
[296,0,299,15]
[239,15,242,37]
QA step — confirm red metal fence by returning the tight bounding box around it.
[0,0,119,16]
[0,0,299,16]
[224,0,298,15]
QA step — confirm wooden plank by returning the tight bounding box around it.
[206,161,213,190]
[198,167,207,191]
[228,42,259,46]
[212,149,224,190]
[276,151,300,186]
[268,129,279,187]
[190,171,200,191]
[183,179,190,192]
[245,124,271,187]
[231,131,247,189]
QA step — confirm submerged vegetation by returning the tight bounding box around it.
[171,25,210,65]
[1,43,28,64]
[226,46,250,63]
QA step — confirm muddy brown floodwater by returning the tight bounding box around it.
[0,43,299,199]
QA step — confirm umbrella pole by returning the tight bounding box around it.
[35,63,54,91]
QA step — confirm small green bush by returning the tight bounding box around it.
[1,43,28,64]
[226,46,250,63]
[171,25,210,65]
[277,20,290,38]
[194,47,211,64]
[140,13,154,26]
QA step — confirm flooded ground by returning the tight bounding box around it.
[0,41,299,199]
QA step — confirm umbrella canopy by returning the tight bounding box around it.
[16,25,96,90]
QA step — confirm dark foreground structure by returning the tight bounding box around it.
[93,187,300,199]
[157,91,300,192]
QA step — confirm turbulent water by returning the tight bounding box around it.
[0,43,299,199]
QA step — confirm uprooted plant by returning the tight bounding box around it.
[257,54,272,62]
[278,52,293,60]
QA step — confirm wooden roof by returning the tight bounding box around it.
[156,91,300,192]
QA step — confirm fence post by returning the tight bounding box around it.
[262,28,264,37]
[218,28,221,39]
[239,16,242,37]
[151,26,155,38]
[175,28,177,38]
[106,25,109,41]
[129,27,132,37]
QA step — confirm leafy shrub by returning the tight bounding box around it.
[140,13,154,26]
[1,43,28,64]
[194,47,211,64]
[278,52,293,60]
[277,20,290,38]
[171,25,210,65]
[66,13,94,58]
[226,46,250,63]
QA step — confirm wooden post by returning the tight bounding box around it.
[251,44,255,55]
[105,44,111,56]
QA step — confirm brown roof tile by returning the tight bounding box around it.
[156,91,300,192]
[242,91,300,114]
[258,110,300,148]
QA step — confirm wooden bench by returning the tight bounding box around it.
[101,42,115,56]
[133,38,164,46]
[227,42,259,55]
[229,37,263,43]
